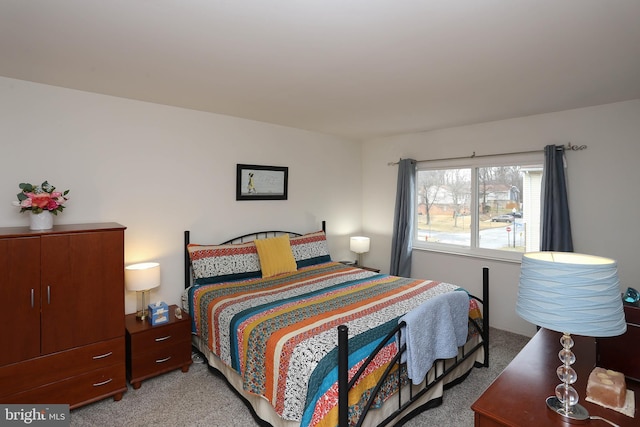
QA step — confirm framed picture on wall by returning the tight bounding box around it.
[236,164,288,201]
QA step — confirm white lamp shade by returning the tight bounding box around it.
[125,262,161,292]
[516,252,626,337]
[350,236,370,254]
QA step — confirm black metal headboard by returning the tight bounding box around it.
[220,230,303,244]
[184,221,326,289]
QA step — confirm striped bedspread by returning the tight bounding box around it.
[186,261,480,427]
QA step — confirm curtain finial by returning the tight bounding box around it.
[565,142,587,151]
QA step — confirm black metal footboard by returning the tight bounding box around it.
[338,267,490,427]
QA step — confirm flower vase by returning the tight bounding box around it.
[30,210,54,230]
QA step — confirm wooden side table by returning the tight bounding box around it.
[472,328,639,426]
[125,304,193,389]
[339,261,380,273]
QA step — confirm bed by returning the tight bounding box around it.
[182,223,489,427]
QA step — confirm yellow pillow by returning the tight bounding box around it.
[255,234,298,278]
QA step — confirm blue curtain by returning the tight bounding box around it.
[541,145,574,251]
[390,159,416,276]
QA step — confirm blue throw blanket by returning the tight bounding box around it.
[397,290,469,384]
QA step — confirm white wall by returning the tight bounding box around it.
[0,77,363,315]
[361,100,640,337]
[4,77,638,336]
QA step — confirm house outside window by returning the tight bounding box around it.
[413,152,543,261]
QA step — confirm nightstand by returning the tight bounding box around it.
[339,261,380,273]
[125,304,192,389]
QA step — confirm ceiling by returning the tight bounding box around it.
[2,1,640,141]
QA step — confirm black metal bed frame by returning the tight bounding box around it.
[337,267,489,427]
[183,222,489,427]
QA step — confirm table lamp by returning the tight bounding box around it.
[350,236,370,266]
[516,252,626,422]
[125,262,160,320]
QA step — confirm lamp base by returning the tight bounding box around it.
[546,396,589,423]
[135,289,151,321]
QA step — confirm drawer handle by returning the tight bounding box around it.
[93,378,113,387]
[155,335,171,342]
[92,351,113,360]
[156,356,172,364]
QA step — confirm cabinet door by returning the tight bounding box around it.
[41,230,125,354]
[0,237,41,366]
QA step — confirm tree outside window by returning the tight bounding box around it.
[415,157,542,259]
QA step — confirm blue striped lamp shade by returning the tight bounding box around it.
[516,252,626,337]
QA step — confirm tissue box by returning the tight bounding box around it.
[148,301,169,326]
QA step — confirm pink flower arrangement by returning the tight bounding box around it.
[13,181,70,214]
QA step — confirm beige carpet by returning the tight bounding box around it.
[70,328,529,427]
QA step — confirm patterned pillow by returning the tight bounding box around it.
[289,230,331,268]
[187,241,261,285]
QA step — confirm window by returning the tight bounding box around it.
[414,153,543,260]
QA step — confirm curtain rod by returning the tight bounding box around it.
[387,142,587,166]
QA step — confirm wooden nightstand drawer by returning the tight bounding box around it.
[129,320,190,354]
[129,342,192,380]
[125,304,193,389]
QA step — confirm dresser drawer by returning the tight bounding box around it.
[0,337,124,399]
[129,341,191,380]
[129,320,190,354]
[2,362,127,409]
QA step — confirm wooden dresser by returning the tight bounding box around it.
[0,223,127,408]
[472,327,639,426]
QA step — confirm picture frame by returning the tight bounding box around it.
[236,164,288,201]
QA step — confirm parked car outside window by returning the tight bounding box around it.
[413,153,543,260]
